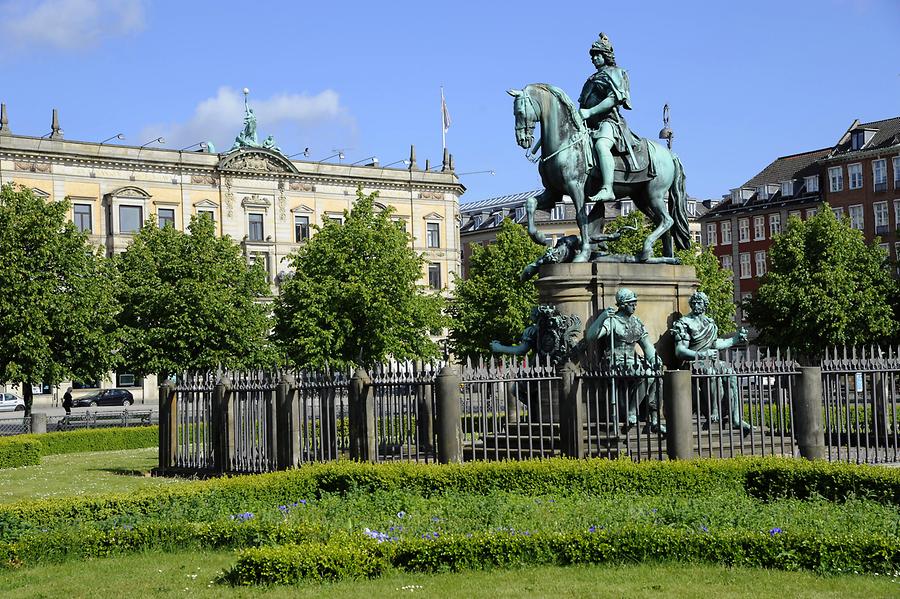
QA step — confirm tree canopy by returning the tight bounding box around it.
[0,184,120,414]
[745,206,898,355]
[447,218,546,359]
[115,214,275,377]
[604,211,736,333]
[272,189,446,368]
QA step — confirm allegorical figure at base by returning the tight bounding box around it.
[582,288,664,434]
[671,291,753,432]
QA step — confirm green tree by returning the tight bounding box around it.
[447,219,546,359]
[604,211,735,333]
[0,184,120,415]
[116,214,275,378]
[745,205,898,355]
[273,189,446,368]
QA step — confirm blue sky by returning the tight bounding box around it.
[0,0,897,203]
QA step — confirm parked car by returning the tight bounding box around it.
[0,393,25,412]
[73,389,135,407]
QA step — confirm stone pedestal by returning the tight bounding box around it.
[536,262,699,368]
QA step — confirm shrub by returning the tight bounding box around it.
[0,438,42,470]
[225,527,900,585]
[24,426,158,456]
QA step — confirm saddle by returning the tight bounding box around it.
[587,134,656,185]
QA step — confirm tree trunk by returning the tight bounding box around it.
[23,382,33,417]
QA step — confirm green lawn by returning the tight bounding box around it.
[0,549,896,599]
[0,447,186,503]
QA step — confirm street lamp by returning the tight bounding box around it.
[288,147,311,159]
[179,141,208,151]
[381,159,411,168]
[100,133,124,145]
[350,156,379,166]
[318,150,345,163]
[140,136,165,149]
[457,170,496,176]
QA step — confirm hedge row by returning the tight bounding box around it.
[225,527,900,585]
[1,457,898,531]
[0,426,158,470]
[0,439,42,470]
[0,519,326,568]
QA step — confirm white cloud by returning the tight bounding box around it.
[140,86,353,154]
[0,0,144,51]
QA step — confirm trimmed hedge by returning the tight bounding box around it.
[0,520,325,568]
[0,438,42,470]
[225,527,900,585]
[0,426,158,470]
[1,457,898,533]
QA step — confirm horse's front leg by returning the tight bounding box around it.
[570,184,592,262]
[525,195,549,246]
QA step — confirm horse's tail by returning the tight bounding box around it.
[668,152,691,251]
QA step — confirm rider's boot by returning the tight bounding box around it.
[588,142,616,203]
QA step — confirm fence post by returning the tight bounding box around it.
[664,369,693,460]
[435,365,462,464]
[418,377,435,454]
[275,374,297,470]
[558,360,584,458]
[793,366,825,460]
[211,376,233,474]
[157,379,176,472]
[349,368,375,461]
[30,412,47,435]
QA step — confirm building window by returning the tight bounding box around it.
[706,223,717,246]
[806,207,818,218]
[874,201,889,235]
[832,206,844,219]
[769,213,781,237]
[739,253,751,279]
[873,159,887,192]
[119,205,143,233]
[755,251,767,277]
[753,216,765,240]
[328,215,344,225]
[515,206,525,221]
[687,201,696,216]
[721,254,733,273]
[805,175,819,193]
[426,222,441,248]
[894,156,900,189]
[248,213,264,241]
[788,210,802,221]
[73,203,92,233]
[781,181,793,197]
[757,186,769,200]
[197,209,215,225]
[72,380,99,389]
[158,208,175,228]
[428,263,441,290]
[720,221,731,245]
[116,373,141,388]
[848,163,863,190]
[294,215,310,242]
[738,218,749,243]
[550,203,566,220]
[829,166,843,192]
[392,218,407,233]
[692,229,701,245]
[620,200,634,215]
[895,199,900,227]
[849,205,864,230]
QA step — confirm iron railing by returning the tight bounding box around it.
[370,361,440,463]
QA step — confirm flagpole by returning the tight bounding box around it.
[441,86,446,152]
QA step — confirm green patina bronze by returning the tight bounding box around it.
[230,89,282,154]
[508,32,690,264]
[581,288,664,433]
[672,291,753,433]
[489,304,581,366]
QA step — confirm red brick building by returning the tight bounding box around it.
[699,116,900,322]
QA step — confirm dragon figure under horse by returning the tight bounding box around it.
[508,82,690,263]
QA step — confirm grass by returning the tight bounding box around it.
[0,447,186,504]
[0,549,897,598]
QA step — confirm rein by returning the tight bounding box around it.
[519,91,589,164]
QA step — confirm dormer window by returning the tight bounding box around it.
[780,181,793,197]
[473,215,483,227]
[757,186,769,200]
[515,206,525,221]
[805,175,819,193]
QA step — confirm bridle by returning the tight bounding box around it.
[515,88,589,165]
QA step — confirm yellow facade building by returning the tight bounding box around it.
[0,112,464,403]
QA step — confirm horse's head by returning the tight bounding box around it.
[508,88,539,150]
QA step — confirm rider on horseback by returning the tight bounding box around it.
[578,32,638,204]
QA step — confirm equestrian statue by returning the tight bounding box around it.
[508,32,690,264]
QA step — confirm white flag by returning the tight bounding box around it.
[441,88,451,133]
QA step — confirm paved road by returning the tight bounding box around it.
[0,396,158,419]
